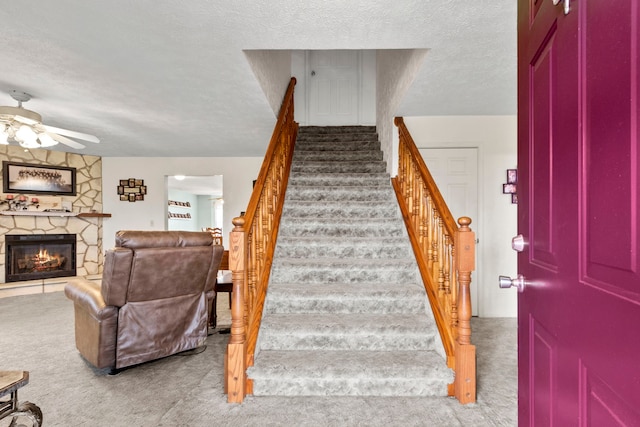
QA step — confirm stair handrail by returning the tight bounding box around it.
[391,117,476,404]
[225,77,298,403]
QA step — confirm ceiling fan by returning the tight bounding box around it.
[0,90,99,150]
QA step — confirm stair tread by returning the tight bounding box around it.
[249,350,451,378]
[289,172,388,178]
[265,283,428,314]
[280,217,403,225]
[272,257,415,268]
[268,281,424,294]
[292,159,386,164]
[276,235,407,244]
[261,312,433,331]
[282,200,397,208]
[287,184,392,190]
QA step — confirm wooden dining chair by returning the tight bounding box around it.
[203,227,223,246]
[210,250,232,329]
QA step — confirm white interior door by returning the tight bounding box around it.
[419,148,479,316]
[307,50,360,125]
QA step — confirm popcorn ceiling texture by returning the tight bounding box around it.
[0,145,104,283]
[248,126,452,396]
[0,2,516,158]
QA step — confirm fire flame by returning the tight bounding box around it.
[38,248,50,262]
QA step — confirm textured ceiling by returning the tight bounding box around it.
[0,1,516,158]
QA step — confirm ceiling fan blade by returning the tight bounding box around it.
[14,114,40,126]
[47,132,86,149]
[41,124,99,143]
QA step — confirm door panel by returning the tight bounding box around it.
[530,28,557,269]
[518,0,640,425]
[581,0,640,300]
[531,316,556,426]
[582,365,639,426]
[308,50,359,125]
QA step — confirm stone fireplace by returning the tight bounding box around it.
[0,145,105,292]
[5,234,77,282]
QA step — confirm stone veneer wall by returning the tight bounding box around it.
[0,145,104,283]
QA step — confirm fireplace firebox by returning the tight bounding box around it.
[5,234,76,282]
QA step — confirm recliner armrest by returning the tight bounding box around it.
[64,279,116,320]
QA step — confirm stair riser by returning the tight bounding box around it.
[288,174,389,187]
[257,332,434,352]
[250,379,449,397]
[281,205,398,219]
[291,163,387,174]
[297,134,378,141]
[265,298,427,315]
[296,131,378,138]
[293,151,383,162]
[285,187,395,202]
[274,244,412,259]
[270,268,418,285]
[297,126,376,135]
[297,130,377,138]
[295,142,381,152]
[277,229,404,238]
[278,226,405,238]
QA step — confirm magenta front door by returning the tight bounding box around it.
[517,0,640,425]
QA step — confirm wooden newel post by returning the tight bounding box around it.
[454,216,476,404]
[226,216,246,403]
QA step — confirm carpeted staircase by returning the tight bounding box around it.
[247,126,453,396]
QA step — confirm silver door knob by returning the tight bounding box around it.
[499,274,526,292]
[512,234,526,252]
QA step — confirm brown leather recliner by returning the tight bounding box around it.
[64,230,223,371]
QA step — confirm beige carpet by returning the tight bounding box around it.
[0,292,517,426]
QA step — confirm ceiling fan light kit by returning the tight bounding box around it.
[0,91,100,150]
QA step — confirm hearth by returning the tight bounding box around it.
[5,234,76,282]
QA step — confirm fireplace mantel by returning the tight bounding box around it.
[0,211,111,218]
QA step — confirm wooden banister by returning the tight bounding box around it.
[225,77,298,403]
[391,117,476,404]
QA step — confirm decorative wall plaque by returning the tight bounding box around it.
[117,178,147,202]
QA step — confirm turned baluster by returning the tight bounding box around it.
[248,226,258,318]
[431,209,440,280]
[419,185,428,250]
[426,198,435,270]
[443,234,452,296]
[448,237,459,334]
[437,218,446,298]
[407,163,415,215]
[442,234,452,322]
[413,166,421,219]
[398,144,406,191]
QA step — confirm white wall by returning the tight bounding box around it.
[403,116,518,317]
[196,195,213,231]
[102,157,263,251]
[245,49,293,116]
[376,49,429,174]
[167,189,199,231]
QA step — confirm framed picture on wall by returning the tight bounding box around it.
[503,183,517,194]
[2,161,76,195]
